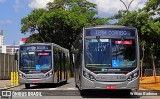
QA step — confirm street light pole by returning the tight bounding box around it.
[120,0,134,11]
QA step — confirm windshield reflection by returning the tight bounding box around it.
[35,52,51,70]
[112,39,135,68]
[20,52,51,71]
[85,38,136,68]
[85,38,111,67]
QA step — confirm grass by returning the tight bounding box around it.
[139,76,160,90]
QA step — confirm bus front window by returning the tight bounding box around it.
[19,52,51,73]
[20,52,35,72]
[35,52,51,70]
[85,38,111,67]
[111,38,136,68]
[85,38,136,69]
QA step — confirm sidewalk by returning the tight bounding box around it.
[0,80,19,90]
[0,80,12,88]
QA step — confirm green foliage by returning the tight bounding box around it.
[21,9,46,34]
[25,34,44,43]
[21,0,108,49]
[144,0,160,10]
[110,0,160,67]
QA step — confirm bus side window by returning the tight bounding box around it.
[54,53,59,71]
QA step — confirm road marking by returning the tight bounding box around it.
[48,88,57,90]
[67,88,76,90]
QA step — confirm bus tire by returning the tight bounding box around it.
[64,80,67,84]
[80,90,86,96]
[25,84,30,89]
[75,84,78,88]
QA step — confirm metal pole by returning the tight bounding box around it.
[120,0,134,11]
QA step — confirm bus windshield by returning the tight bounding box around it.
[85,38,111,67]
[19,51,51,73]
[85,38,136,69]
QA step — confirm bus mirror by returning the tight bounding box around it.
[139,45,142,60]
[14,49,18,60]
[79,40,83,50]
[14,53,18,60]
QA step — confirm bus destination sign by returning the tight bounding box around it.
[85,29,135,37]
[21,45,51,51]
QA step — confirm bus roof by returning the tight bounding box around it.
[20,43,69,53]
[20,43,52,46]
[84,25,136,30]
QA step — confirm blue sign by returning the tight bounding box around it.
[85,29,135,37]
[112,60,120,68]
[36,65,41,70]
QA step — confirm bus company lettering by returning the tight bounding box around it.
[101,68,121,72]
[95,30,130,36]
[107,69,121,71]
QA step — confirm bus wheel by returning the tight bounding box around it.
[80,90,86,96]
[25,84,30,89]
[64,80,67,84]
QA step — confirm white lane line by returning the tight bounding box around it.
[48,88,57,90]
[29,89,39,90]
[67,88,76,90]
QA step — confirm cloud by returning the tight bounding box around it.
[28,0,54,9]
[0,0,5,3]
[0,20,12,25]
[27,0,147,17]
[13,0,24,12]
[88,0,148,17]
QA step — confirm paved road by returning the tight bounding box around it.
[2,78,159,99]
[9,78,76,90]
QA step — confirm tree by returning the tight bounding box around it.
[111,0,160,82]
[21,9,47,42]
[20,0,108,77]
[140,40,146,80]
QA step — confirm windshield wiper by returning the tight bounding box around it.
[26,51,33,61]
[26,51,35,67]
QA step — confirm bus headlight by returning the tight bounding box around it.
[19,73,26,78]
[127,76,132,81]
[127,71,139,81]
[83,71,96,81]
[133,72,138,79]
[45,71,53,77]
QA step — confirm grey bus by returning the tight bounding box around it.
[74,25,140,92]
[16,43,69,89]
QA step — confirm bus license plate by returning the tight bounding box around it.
[32,80,39,83]
[106,85,116,89]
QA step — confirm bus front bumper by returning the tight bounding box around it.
[19,76,54,84]
[81,76,139,90]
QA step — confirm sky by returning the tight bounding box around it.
[0,0,147,45]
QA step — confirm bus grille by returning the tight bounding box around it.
[26,74,44,79]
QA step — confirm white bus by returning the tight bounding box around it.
[15,43,69,89]
[74,25,140,93]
